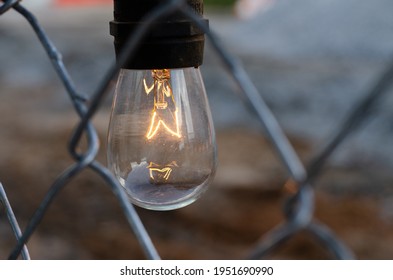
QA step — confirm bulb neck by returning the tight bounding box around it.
[110,0,208,69]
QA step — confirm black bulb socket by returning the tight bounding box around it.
[110,0,208,70]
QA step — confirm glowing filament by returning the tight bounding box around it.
[144,69,181,139]
[146,109,181,139]
[147,161,178,181]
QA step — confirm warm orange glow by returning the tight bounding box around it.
[144,69,181,139]
[144,70,181,182]
[147,161,178,181]
[146,109,181,139]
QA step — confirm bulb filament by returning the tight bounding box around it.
[144,69,181,182]
[144,69,181,139]
[147,161,178,182]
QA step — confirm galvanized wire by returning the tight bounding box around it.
[0,183,30,260]
[3,0,159,260]
[1,0,392,260]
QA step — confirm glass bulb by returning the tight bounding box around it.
[107,67,217,211]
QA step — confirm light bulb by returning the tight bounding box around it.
[107,67,217,210]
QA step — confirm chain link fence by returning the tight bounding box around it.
[1,0,393,260]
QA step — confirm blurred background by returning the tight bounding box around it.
[1,0,393,259]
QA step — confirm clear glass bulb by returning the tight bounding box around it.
[107,67,217,211]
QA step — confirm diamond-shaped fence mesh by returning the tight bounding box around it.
[1,0,393,260]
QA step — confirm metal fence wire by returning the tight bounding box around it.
[1,0,393,260]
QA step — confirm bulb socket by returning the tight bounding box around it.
[110,0,208,69]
